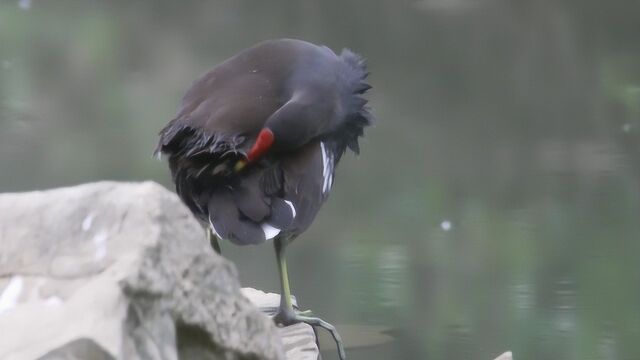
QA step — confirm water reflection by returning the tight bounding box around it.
[510,281,534,313]
[1,0,640,359]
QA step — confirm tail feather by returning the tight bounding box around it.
[208,190,267,245]
[233,171,271,223]
[337,48,373,159]
[266,198,295,229]
[207,184,295,245]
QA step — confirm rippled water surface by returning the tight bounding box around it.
[1,1,640,359]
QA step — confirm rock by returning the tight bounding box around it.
[493,351,513,360]
[242,289,319,360]
[0,181,285,360]
[39,339,115,360]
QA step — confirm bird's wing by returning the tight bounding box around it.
[156,67,282,157]
[279,140,332,236]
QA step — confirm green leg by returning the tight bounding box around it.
[274,237,293,311]
[207,228,221,254]
[273,237,346,360]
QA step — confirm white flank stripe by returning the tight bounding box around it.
[284,200,296,218]
[261,224,281,240]
[320,142,333,194]
[209,219,221,238]
[320,142,327,174]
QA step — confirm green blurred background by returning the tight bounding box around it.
[2,0,640,359]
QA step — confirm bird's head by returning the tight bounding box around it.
[233,94,322,173]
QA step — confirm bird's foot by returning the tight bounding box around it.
[274,307,346,359]
[296,309,314,317]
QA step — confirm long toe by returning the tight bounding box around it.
[296,309,314,317]
[274,310,346,360]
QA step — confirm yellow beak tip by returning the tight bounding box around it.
[234,160,247,172]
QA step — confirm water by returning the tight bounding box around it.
[1,0,640,358]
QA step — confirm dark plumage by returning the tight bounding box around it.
[156,38,371,246]
[155,39,372,359]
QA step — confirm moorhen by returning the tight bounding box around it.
[155,38,372,359]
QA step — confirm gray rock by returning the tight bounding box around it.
[0,181,285,360]
[493,351,513,360]
[39,339,115,360]
[242,289,319,360]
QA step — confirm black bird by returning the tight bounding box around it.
[155,39,372,359]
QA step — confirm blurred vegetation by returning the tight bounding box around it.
[1,0,640,359]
